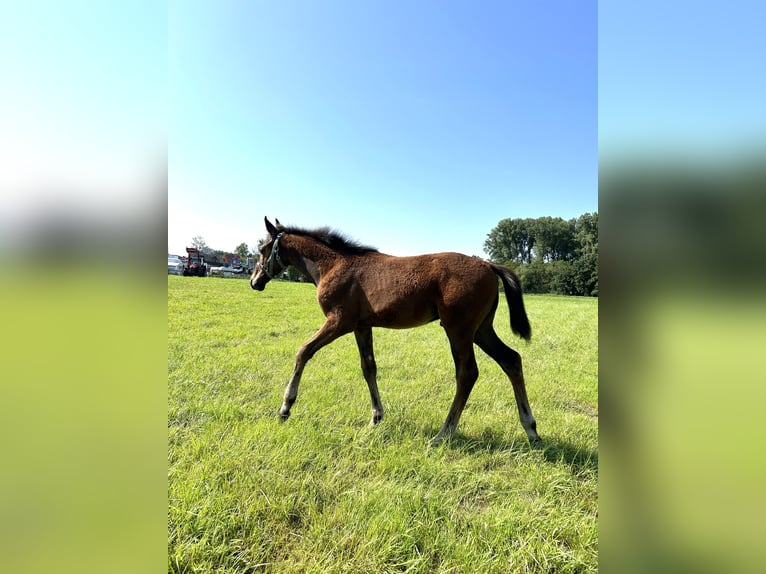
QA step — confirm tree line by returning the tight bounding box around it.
[484,213,598,296]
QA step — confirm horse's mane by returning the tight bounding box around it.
[279,225,378,255]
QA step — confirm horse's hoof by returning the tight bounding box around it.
[278,411,290,422]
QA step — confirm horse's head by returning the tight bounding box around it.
[250,217,286,291]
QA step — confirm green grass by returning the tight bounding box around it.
[168,276,598,573]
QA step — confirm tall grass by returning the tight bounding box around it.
[168,276,597,573]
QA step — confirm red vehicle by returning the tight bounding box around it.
[183,247,208,277]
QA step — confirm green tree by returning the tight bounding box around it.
[485,212,598,296]
[235,242,250,260]
[483,218,536,264]
[573,212,598,262]
[571,212,598,296]
[572,251,598,296]
[533,217,576,262]
[516,261,553,294]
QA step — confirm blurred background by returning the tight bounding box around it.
[1,1,764,573]
[600,2,766,572]
[0,2,166,573]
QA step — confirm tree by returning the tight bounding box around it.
[485,217,577,265]
[235,242,250,259]
[571,251,598,296]
[573,212,598,260]
[516,261,553,294]
[483,218,536,264]
[191,236,207,251]
[485,212,598,296]
[532,217,576,263]
[571,212,598,296]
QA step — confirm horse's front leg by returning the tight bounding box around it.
[354,327,383,425]
[279,317,347,420]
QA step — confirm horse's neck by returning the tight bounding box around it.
[286,236,340,283]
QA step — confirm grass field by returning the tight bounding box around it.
[168,276,598,573]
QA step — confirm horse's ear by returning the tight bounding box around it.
[264,217,278,237]
[275,218,282,229]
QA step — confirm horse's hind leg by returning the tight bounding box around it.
[475,322,541,443]
[354,327,383,425]
[432,331,479,444]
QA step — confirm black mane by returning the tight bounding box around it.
[279,225,378,255]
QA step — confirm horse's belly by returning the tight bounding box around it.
[357,263,442,328]
[364,299,439,329]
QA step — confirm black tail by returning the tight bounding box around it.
[490,264,532,341]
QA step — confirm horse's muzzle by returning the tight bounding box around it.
[250,277,265,291]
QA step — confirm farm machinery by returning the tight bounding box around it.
[183,247,208,277]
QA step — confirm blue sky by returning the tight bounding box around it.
[2,2,763,259]
[1,1,164,248]
[169,1,597,257]
[599,0,766,160]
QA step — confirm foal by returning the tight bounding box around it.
[250,217,540,444]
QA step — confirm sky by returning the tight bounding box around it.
[2,2,761,258]
[599,0,766,161]
[0,1,165,249]
[168,1,597,257]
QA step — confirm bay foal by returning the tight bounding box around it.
[250,217,539,444]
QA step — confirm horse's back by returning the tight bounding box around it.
[347,252,498,329]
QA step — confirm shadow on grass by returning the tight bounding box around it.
[427,428,598,476]
[532,436,598,476]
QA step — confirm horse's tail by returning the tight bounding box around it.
[490,264,532,341]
